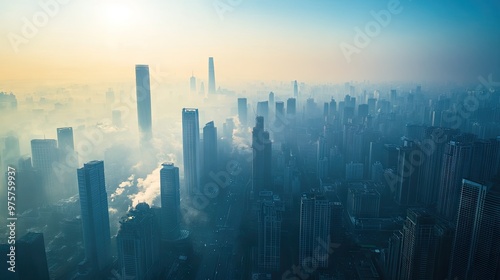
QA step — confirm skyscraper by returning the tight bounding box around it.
[117,203,160,280]
[190,74,196,93]
[208,57,216,94]
[0,232,50,280]
[160,163,181,240]
[448,179,500,280]
[237,98,248,126]
[77,160,111,272]
[252,116,272,194]
[399,209,450,280]
[286,98,296,116]
[258,191,284,272]
[293,80,298,97]
[31,139,59,201]
[135,64,152,141]
[182,108,201,195]
[256,101,269,127]
[203,121,218,183]
[57,127,74,153]
[299,192,332,269]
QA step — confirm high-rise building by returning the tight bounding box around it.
[117,203,160,280]
[252,116,272,194]
[385,230,403,280]
[2,135,20,166]
[182,108,201,195]
[345,161,364,181]
[31,139,59,200]
[208,57,216,94]
[269,92,275,107]
[0,232,50,280]
[190,74,196,93]
[293,80,298,97]
[77,160,112,272]
[258,191,284,272]
[160,163,181,240]
[237,98,248,126]
[299,192,332,269]
[199,81,205,95]
[396,143,420,206]
[448,179,500,280]
[257,101,269,127]
[286,98,296,116]
[57,127,76,161]
[346,185,380,218]
[203,121,218,183]
[135,64,153,141]
[400,209,450,280]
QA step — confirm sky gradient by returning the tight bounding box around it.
[1,0,499,93]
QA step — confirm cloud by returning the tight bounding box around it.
[128,165,162,207]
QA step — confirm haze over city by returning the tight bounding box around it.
[1,1,500,280]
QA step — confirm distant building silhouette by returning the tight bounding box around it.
[252,116,272,194]
[190,74,196,93]
[160,163,181,240]
[30,139,59,201]
[182,108,201,195]
[117,203,160,280]
[135,64,153,141]
[286,98,296,117]
[293,80,298,97]
[208,57,216,94]
[77,160,112,272]
[237,98,248,126]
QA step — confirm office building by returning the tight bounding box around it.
[182,108,201,195]
[203,121,218,183]
[448,179,500,280]
[77,160,112,272]
[299,192,332,268]
[208,57,216,94]
[160,163,181,240]
[117,203,160,280]
[258,192,284,272]
[252,116,272,194]
[237,98,248,126]
[135,64,153,141]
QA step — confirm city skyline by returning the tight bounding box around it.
[1,1,500,279]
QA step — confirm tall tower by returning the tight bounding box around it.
[117,203,160,280]
[286,98,296,116]
[437,141,473,222]
[31,139,59,200]
[135,64,153,141]
[299,193,332,269]
[448,179,500,280]
[399,209,449,280]
[77,160,111,272]
[182,108,201,195]
[190,74,196,93]
[252,116,272,194]
[203,121,218,183]
[293,80,298,97]
[237,98,248,126]
[57,127,74,153]
[208,57,216,94]
[258,192,284,272]
[160,163,181,240]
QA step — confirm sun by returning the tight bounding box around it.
[101,2,134,28]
